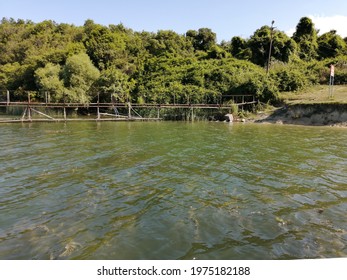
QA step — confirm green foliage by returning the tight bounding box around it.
[248,26,296,66]
[0,62,23,89]
[230,36,248,59]
[34,63,64,101]
[293,17,318,60]
[317,30,347,59]
[147,30,194,58]
[272,32,297,63]
[320,55,347,84]
[272,66,308,92]
[1,16,347,106]
[207,45,229,59]
[226,100,239,115]
[293,17,317,39]
[83,20,126,70]
[62,52,100,103]
[96,67,135,102]
[186,28,216,52]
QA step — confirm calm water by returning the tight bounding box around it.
[0,121,346,260]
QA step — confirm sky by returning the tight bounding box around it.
[1,0,347,42]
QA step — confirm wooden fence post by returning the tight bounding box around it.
[63,92,66,120]
[97,92,100,120]
[7,90,10,105]
[27,92,32,121]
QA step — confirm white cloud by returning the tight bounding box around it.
[310,15,347,37]
[286,15,347,38]
[285,27,296,37]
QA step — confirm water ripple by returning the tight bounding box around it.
[0,122,346,259]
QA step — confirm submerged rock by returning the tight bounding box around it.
[225,113,234,122]
[59,241,82,258]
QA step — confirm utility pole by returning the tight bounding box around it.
[266,20,275,75]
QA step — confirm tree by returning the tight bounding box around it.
[186,28,216,52]
[292,17,318,60]
[96,67,135,102]
[34,63,64,101]
[272,32,297,63]
[0,18,35,65]
[0,62,23,90]
[317,30,347,59]
[230,36,247,59]
[83,20,126,70]
[248,26,296,66]
[62,52,100,103]
[146,30,194,58]
[3,17,347,106]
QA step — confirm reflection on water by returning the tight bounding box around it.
[0,122,346,259]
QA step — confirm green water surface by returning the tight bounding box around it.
[0,121,346,259]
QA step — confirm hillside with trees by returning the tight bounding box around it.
[1,16,347,105]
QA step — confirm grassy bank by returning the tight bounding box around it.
[279,85,347,105]
[251,85,347,126]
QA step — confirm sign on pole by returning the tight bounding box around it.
[330,64,335,77]
[329,65,334,98]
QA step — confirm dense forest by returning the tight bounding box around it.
[1,16,347,105]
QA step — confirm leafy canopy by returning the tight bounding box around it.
[1,16,347,105]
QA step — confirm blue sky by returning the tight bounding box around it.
[1,0,347,41]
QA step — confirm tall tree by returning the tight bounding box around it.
[186,28,216,52]
[146,30,193,57]
[83,20,126,70]
[292,17,318,60]
[317,30,347,59]
[230,36,247,58]
[62,52,100,103]
[248,26,296,66]
[96,67,135,102]
[34,63,64,101]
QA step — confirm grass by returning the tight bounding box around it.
[279,85,347,104]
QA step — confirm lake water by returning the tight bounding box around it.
[0,121,346,260]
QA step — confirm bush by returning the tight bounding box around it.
[273,68,307,91]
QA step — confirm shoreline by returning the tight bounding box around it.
[250,103,347,127]
[1,103,347,127]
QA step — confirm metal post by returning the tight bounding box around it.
[63,93,66,120]
[128,102,131,118]
[329,75,334,98]
[6,90,10,105]
[266,20,275,75]
[97,92,100,120]
[27,92,32,121]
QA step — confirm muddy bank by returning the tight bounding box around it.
[255,103,347,126]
